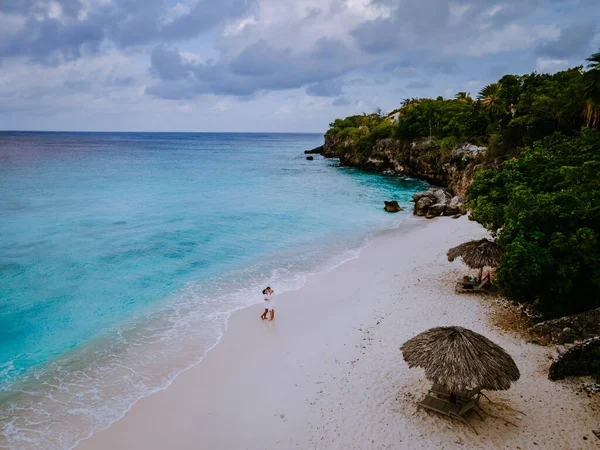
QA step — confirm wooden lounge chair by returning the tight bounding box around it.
[417,393,480,434]
[455,276,492,293]
[429,383,491,407]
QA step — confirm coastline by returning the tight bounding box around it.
[77,216,600,449]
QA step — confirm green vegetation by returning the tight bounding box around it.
[467,52,600,318]
[326,50,600,319]
[468,131,600,318]
[327,53,599,160]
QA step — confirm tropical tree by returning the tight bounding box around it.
[455,92,472,103]
[584,51,600,128]
[478,83,507,121]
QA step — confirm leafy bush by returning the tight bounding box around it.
[468,131,600,317]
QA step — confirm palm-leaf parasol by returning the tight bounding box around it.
[447,238,503,280]
[401,326,520,393]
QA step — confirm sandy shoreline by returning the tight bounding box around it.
[77,216,599,449]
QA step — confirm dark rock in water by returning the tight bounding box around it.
[412,187,466,218]
[306,156,314,160]
[304,145,324,154]
[549,337,600,380]
[384,201,402,213]
[532,308,600,344]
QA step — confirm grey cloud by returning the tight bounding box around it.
[0,0,254,65]
[2,14,106,65]
[306,80,343,97]
[349,0,551,59]
[105,75,136,87]
[310,37,349,60]
[426,58,458,74]
[157,0,255,43]
[332,97,351,106]
[406,79,432,89]
[384,57,455,78]
[0,0,84,17]
[536,23,598,59]
[149,45,192,81]
[486,65,509,79]
[63,79,92,91]
[147,38,360,99]
[303,6,323,20]
[229,40,286,76]
[350,18,399,54]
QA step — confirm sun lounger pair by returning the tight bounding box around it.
[417,384,488,433]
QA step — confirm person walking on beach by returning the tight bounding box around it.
[260,286,275,321]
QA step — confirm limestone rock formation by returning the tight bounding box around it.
[411,188,466,218]
[312,135,487,197]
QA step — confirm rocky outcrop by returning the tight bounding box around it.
[384,201,402,212]
[304,146,324,154]
[549,337,600,380]
[312,135,487,197]
[306,156,314,160]
[411,188,466,218]
[532,308,600,344]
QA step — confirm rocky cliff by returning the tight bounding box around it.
[532,308,600,345]
[313,134,488,197]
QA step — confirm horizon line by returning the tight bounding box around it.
[0,129,325,134]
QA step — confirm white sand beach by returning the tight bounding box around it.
[77,216,599,449]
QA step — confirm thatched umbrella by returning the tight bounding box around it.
[447,238,503,281]
[401,326,520,394]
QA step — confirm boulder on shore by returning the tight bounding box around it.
[549,337,600,380]
[384,201,402,213]
[532,307,600,344]
[411,188,466,218]
[306,156,314,160]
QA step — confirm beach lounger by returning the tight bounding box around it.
[429,383,491,407]
[455,277,492,293]
[417,393,480,434]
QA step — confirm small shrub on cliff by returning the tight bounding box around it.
[468,130,600,318]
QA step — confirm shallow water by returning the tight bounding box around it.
[0,132,427,449]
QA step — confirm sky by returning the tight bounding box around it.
[0,0,599,133]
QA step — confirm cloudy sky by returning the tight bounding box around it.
[1,0,599,132]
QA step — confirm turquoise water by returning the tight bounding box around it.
[0,132,427,449]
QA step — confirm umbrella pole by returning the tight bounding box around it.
[450,391,457,404]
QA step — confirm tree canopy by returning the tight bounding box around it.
[468,131,600,317]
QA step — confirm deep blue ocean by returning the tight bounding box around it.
[0,132,427,449]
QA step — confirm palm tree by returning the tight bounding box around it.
[478,83,507,121]
[584,51,600,128]
[454,92,472,103]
